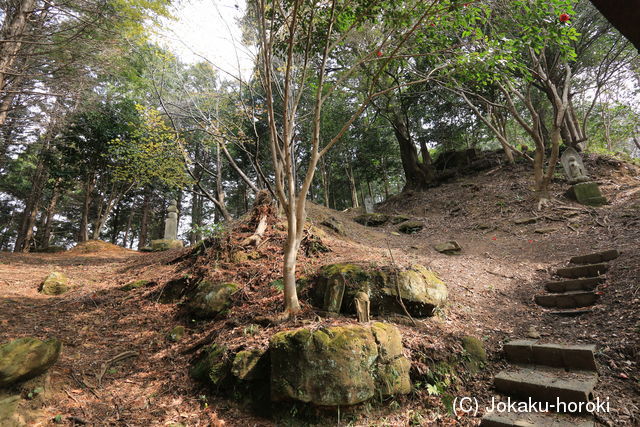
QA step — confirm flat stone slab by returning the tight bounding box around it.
[556,263,608,279]
[569,250,619,265]
[503,341,597,371]
[494,366,597,406]
[534,291,598,309]
[545,277,604,293]
[481,411,595,426]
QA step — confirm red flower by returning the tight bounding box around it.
[376,50,383,57]
[528,239,533,243]
[559,13,570,23]
[491,236,497,241]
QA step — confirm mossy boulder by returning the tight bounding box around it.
[38,272,69,295]
[0,338,62,387]
[320,217,345,235]
[461,336,487,373]
[231,348,269,381]
[269,323,410,406]
[119,279,150,291]
[566,182,607,206]
[383,265,448,316]
[167,326,186,342]
[313,263,447,317]
[398,220,424,234]
[354,213,389,227]
[389,215,412,225]
[185,281,239,318]
[190,344,231,387]
[150,239,183,251]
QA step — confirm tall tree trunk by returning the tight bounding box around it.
[138,188,151,249]
[78,174,95,243]
[123,207,134,248]
[41,183,62,249]
[344,164,359,208]
[14,142,49,252]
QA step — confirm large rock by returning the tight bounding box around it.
[354,213,389,227]
[38,272,69,295]
[0,338,61,387]
[150,239,184,251]
[190,344,231,387]
[313,263,447,317]
[185,281,239,318]
[565,182,607,206]
[398,220,424,234]
[269,323,410,406]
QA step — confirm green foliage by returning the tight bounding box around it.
[109,104,190,188]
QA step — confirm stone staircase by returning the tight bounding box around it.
[481,341,599,426]
[534,250,619,316]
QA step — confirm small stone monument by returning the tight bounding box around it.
[164,200,179,240]
[561,148,607,206]
[151,200,184,251]
[364,196,374,214]
[560,147,589,184]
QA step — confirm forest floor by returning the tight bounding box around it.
[1,154,639,426]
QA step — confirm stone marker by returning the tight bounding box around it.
[354,291,370,323]
[164,200,179,240]
[151,200,183,251]
[363,196,374,214]
[561,147,590,184]
[565,182,607,206]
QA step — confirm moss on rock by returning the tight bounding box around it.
[119,280,150,291]
[269,323,411,406]
[0,338,62,387]
[38,272,69,295]
[231,348,269,381]
[354,213,389,227]
[461,336,487,362]
[185,281,239,318]
[190,344,231,387]
[398,220,424,234]
[167,326,186,342]
[314,263,447,317]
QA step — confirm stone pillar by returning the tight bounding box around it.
[164,200,178,240]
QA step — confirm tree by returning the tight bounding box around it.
[251,0,444,315]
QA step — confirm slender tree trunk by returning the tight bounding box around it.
[78,174,95,243]
[345,164,359,208]
[41,183,62,249]
[14,143,49,252]
[123,207,134,247]
[138,189,151,249]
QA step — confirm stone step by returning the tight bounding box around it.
[556,263,609,279]
[481,411,594,426]
[534,291,598,309]
[503,340,597,371]
[545,277,604,293]
[569,249,619,265]
[494,366,597,407]
[549,308,593,317]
